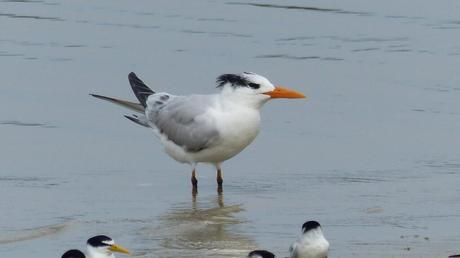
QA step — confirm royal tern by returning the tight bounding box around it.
[91,72,305,192]
[289,221,329,258]
[247,249,276,258]
[61,235,130,258]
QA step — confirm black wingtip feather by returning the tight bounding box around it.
[128,72,154,107]
[124,115,149,127]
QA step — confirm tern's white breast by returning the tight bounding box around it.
[210,104,261,161]
[291,229,329,258]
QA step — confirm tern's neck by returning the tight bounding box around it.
[86,247,114,258]
[219,91,268,110]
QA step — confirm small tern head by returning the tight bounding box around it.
[86,235,130,257]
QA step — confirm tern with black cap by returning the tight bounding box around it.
[61,235,130,258]
[91,72,305,193]
[289,221,329,258]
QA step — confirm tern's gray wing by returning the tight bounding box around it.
[289,242,298,258]
[146,94,219,152]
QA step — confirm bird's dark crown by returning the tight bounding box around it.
[216,73,250,88]
[248,249,275,258]
[302,221,321,233]
[62,249,86,258]
[87,235,112,247]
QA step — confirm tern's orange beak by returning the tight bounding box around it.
[263,86,306,99]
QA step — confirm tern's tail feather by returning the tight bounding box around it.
[128,72,154,108]
[124,114,149,127]
[90,94,144,113]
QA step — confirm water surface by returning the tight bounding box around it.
[1,1,460,257]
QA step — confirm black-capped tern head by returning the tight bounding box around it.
[86,235,130,258]
[217,72,306,108]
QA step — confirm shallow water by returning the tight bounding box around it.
[1,1,460,257]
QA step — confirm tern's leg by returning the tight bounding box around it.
[191,168,198,197]
[215,163,223,193]
[217,169,223,186]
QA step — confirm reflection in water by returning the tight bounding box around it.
[139,193,257,258]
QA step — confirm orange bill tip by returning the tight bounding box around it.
[263,86,306,99]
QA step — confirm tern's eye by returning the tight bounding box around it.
[248,83,260,89]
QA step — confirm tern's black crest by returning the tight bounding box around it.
[87,235,112,247]
[248,250,275,258]
[128,72,155,107]
[216,74,250,88]
[302,221,321,233]
[62,249,86,258]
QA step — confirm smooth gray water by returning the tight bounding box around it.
[1,1,460,257]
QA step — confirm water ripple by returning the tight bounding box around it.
[255,54,343,61]
[0,12,62,21]
[0,120,56,128]
[228,2,372,16]
[181,29,252,38]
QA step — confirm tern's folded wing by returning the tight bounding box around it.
[146,94,219,152]
[289,241,299,258]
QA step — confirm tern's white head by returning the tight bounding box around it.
[247,249,276,258]
[216,72,306,109]
[290,221,329,258]
[86,235,130,258]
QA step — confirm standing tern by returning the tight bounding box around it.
[61,235,130,258]
[289,221,329,258]
[91,72,305,192]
